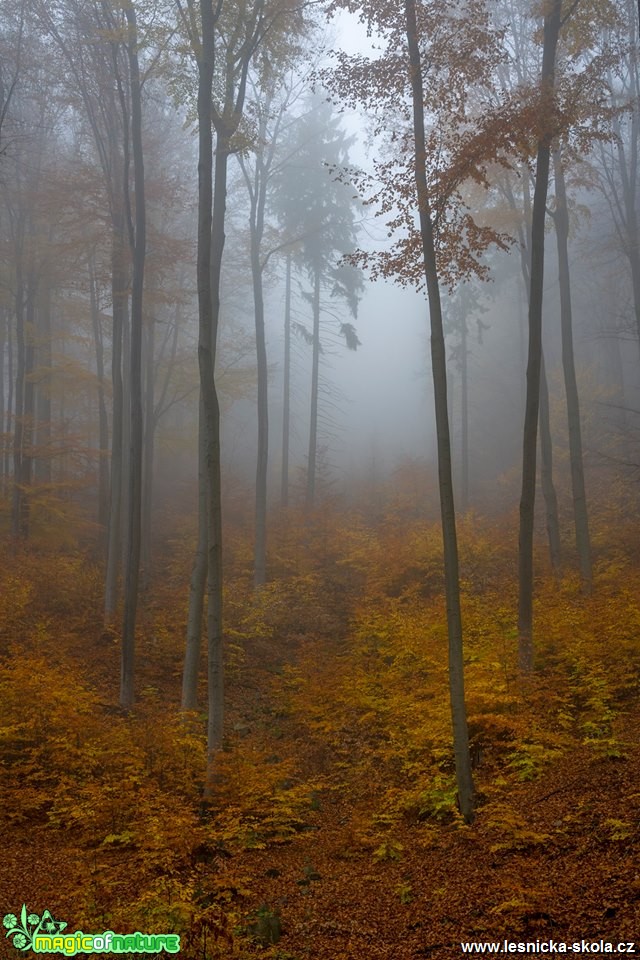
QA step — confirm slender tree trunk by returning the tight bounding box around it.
[5,302,13,487]
[511,159,561,578]
[188,0,265,765]
[460,315,469,514]
[35,281,52,485]
[191,0,225,762]
[281,252,291,507]
[120,0,146,711]
[306,265,321,511]
[553,148,592,594]
[250,176,268,588]
[120,286,132,568]
[616,7,640,347]
[12,266,35,541]
[539,352,561,577]
[104,216,126,619]
[89,256,110,532]
[0,307,6,497]
[204,134,227,757]
[405,0,474,823]
[12,265,24,540]
[20,280,36,538]
[142,314,155,589]
[518,0,562,674]
[182,395,207,711]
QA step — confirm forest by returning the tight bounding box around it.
[1,0,639,956]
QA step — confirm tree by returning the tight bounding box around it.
[550,146,592,594]
[492,0,563,580]
[120,0,146,710]
[36,0,131,619]
[403,0,474,823]
[444,283,489,514]
[324,0,517,823]
[237,61,307,587]
[176,0,304,761]
[0,17,64,543]
[598,0,640,350]
[270,91,363,510]
[281,250,292,506]
[518,0,563,674]
[0,0,23,154]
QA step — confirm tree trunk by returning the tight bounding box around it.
[249,164,269,588]
[121,1,146,711]
[12,267,35,541]
[142,313,155,589]
[509,159,562,579]
[89,256,110,533]
[104,215,126,620]
[4,303,13,489]
[553,148,592,594]
[405,0,474,824]
[0,307,6,497]
[306,265,321,511]
[518,0,562,674]
[539,352,562,577]
[34,281,52,485]
[615,10,640,347]
[281,252,292,507]
[204,134,227,758]
[460,314,469,514]
[192,0,224,763]
[120,280,132,566]
[182,395,207,711]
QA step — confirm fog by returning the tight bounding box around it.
[1,0,639,545]
[229,279,436,487]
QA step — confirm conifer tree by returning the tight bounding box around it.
[270,92,362,508]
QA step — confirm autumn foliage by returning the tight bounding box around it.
[1,474,639,956]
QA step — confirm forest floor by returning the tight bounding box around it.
[1,506,640,958]
[227,708,640,957]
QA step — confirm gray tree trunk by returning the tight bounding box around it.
[12,266,34,541]
[142,314,155,589]
[405,0,474,824]
[305,266,321,510]
[0,307,5,497]
[247,156,269,587]
[187,0,269,766]
[190,0,224,761]
[460,315,469,514]
[182,396,207,711]
[509,160,562,579]
[121,1,146,710]
[34,281,52,485]
[104,216,126,620]
[539,352,562,578]
[281,252,291,507]
[518,0,562,673]
[552,148,592,594]
[204,136,227,756]
[4,304,13,488]
[89,256,110,532]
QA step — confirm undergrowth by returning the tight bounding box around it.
[1,504,639,954]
